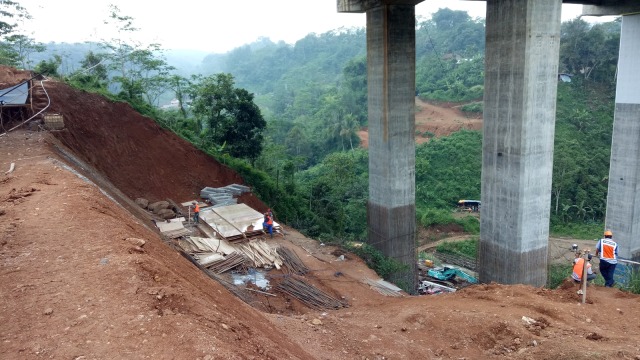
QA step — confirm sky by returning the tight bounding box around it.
[14,0,614,54]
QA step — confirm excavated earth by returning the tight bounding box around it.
[1,66,640,360]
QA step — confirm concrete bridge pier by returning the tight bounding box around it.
[338,0,423,291]
[602,14,640,260]
[479,0,562,285]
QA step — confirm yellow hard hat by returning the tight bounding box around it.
[604,230,613,237]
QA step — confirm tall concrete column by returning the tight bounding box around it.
[605,14,640,261]
[366,4,417,291]
[479,0,562,285]
[338,0,420,291]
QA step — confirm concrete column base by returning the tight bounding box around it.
[367,202,416,292]
[478,242,548,285]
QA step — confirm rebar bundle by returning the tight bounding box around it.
[275,277,348,310]
[207,252,248,274]
[277,247,309,275]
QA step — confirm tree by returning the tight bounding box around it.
[0,0,29,37]
[100,5,175,105]
[559,18,620,83]
[3,34,44,69]
[34,54,61,77]
[0,1,44,68]
[189,73,266,162]
[168,74,191,118]
[340,56,367,125]
[67,51,109,91]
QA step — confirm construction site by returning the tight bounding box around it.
[2,66,640,359]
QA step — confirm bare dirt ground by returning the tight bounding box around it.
[357,98,482,148]
[2,68,640,359]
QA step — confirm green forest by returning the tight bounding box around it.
[1,3,621,244]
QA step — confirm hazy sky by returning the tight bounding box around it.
[15,0,607,53]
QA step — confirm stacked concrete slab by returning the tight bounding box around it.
[200,184,251,207]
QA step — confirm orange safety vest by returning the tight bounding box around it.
[598,238,617,264]
[572,258,591,281]
[194,204,200,213]
[267,215,273,225]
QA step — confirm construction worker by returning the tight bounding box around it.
[263,212,273,238]
[192,201,200,225]
[595,230,618,287]
[572,253,596,294]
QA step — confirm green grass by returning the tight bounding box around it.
[417,208,480,234]
[436,238,478,259]
[623,267,640,294]
[550,221,604,240]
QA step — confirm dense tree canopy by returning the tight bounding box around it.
[188,73,266,162]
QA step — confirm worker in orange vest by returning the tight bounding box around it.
[572,253,596,294]
[596,229,618,287]
[263,212,273,238]
[192,201,200,225]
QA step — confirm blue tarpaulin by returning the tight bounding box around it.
[0,81,29,106]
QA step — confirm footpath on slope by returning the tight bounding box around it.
[1,69,639,359]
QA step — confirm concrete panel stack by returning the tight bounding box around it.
[200,184,251,206]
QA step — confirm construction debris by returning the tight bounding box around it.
[363,278,404,297]
[5,162,15,174]
[277,247,309,275]
[154,218,191,239]
[238,239,283,269]
[418,280,457,295]
[275,276,348,310]
[177,237,283,273]
[208,252,248,274]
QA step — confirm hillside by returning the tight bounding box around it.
[1,68,640,359]
[358,99,482,148]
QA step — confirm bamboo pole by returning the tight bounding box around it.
[581,252,589,304]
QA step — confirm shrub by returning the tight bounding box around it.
[345,242,409,280]
[547,263,572,289]
[549,221,604,240]
[460,102,483,115]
